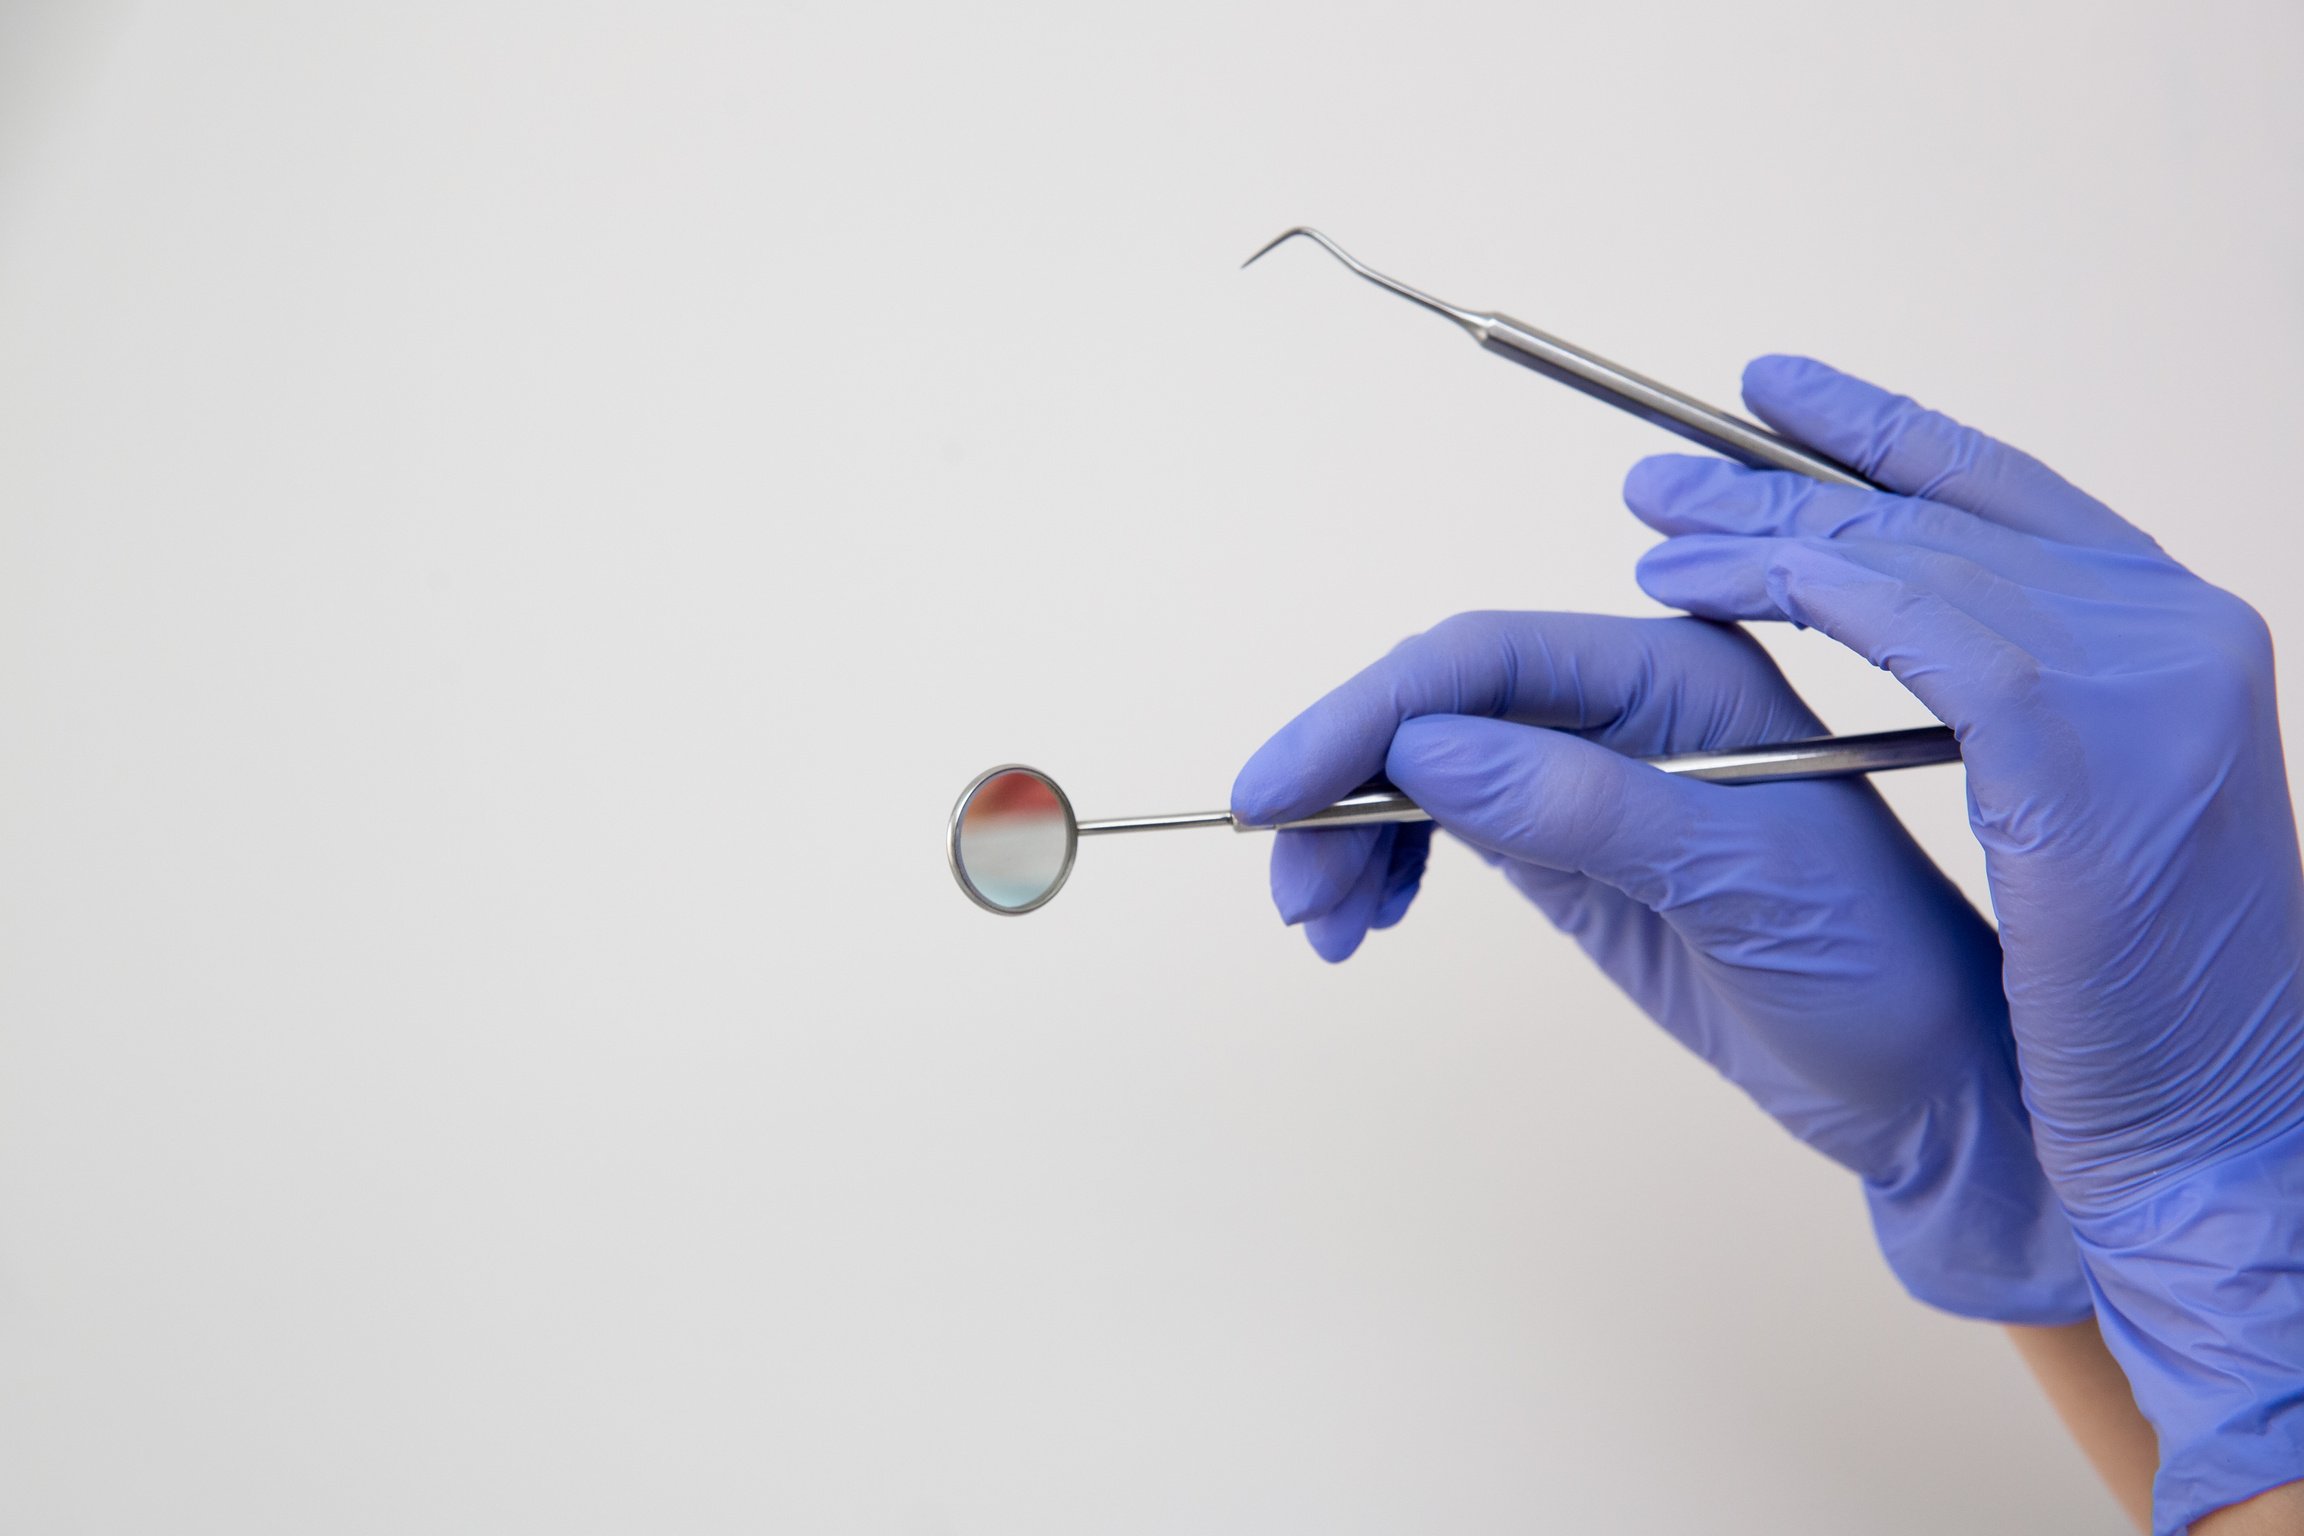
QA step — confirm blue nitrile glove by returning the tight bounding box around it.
[1628,355,2304,1532]
[1232,612,2090,1325]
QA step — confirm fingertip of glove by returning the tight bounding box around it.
[1269,857,1331,927]
[1268,825,1386,926]
[1304,913,1368,963]
[1230,753,1291,827]
[1640,539,1800,626]
[1234,719,1352,826]
[1741,352,1828,402]
[1622,453,1725,516]
[1633,537,1714,603]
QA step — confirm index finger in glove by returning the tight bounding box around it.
[1231,612,1815,827]
[1738,355,2158,556]
[1623,457,2123,599]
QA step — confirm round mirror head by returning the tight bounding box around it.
[948,765,1078,915]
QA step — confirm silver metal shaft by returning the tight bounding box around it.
[1178,229,1943,835]
[1077,809,1235,834]
[1078,725,1960,835]
[1243,227,1880,488]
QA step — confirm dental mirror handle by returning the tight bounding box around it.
[1076,725,1962,836]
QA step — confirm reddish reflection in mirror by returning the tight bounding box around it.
[955,769,1072,911]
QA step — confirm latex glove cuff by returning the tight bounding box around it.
[2075,1116,2304,1534]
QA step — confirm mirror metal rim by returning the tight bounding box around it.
[947,763,1079,916]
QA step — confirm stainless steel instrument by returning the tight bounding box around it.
[946,230,1958,914]
[1241,226,1882,488]
[950,726,1958,914]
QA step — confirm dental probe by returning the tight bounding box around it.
[1244,226,1883,490]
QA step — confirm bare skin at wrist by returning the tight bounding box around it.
[2196,1478,2304,1534]
[2007,1319,2154,1532]
[2007,1319,2304,1532]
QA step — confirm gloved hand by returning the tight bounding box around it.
[1231,612,2089,1325]
[1626,355,2304,1532]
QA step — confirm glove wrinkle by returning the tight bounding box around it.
[1640,354,2304,1532]
[1235,609,2089,1329]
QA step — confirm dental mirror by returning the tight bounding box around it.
[947,726,1966,915]
[947,765,1082,914]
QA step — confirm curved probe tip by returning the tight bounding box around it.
[1237,226,1485,334]
[1241,225,1324,269]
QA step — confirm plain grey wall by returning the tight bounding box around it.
[3,2,2299,1531]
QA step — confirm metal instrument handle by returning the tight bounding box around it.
[1258,725,1958,831]
[1480,315,1876,488]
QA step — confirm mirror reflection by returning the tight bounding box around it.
[950,766,1076,914]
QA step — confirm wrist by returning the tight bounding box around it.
[2070,1116,2304,1534]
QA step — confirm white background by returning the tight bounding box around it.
[3,3,2299,1531]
